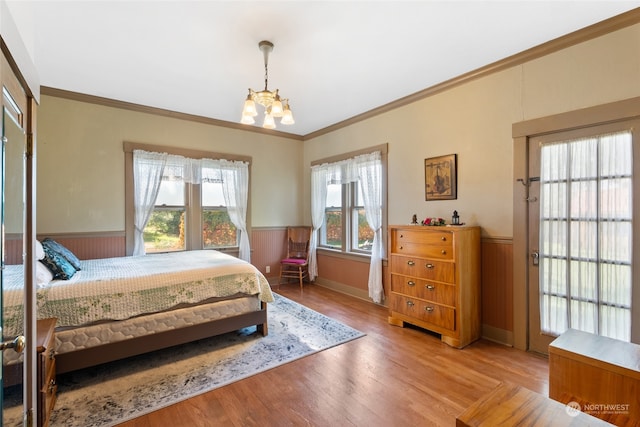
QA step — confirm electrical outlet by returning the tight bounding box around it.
[265,265,271,273]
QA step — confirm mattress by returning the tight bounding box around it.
[3,250,274,338]
[55,294,260,354]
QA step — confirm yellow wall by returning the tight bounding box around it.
[36,97,304,233]
[304,23,640,238]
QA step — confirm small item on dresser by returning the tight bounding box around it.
[422,217,446,226]
[448,210,465,226]
[411,214,418,225]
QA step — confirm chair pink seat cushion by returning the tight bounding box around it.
[281,258,307,265]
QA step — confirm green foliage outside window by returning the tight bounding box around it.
[203,210,237,247]
[143,209,237,252]
[357,210,374,250]
[325,211,342,248]
[144,210,185,252]
[325,210,374,250]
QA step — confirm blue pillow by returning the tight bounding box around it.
[42,238,82,271]
[40,245,77,280]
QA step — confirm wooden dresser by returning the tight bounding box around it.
[388,225,481,348]
[37,318,57,427]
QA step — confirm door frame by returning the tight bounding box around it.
[1,40,39,424]
[512,96,640,351]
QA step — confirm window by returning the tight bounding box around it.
[310,145,387,303]
[126,144,251,261]
[201,170,237,249]
[353,182,374,251]
[141,158,238,253]
[144,174,186,253]
[320,182,373,253]
[322,183,343,249]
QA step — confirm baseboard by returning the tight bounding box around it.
[313,277,386,306]
[482,324,514,347]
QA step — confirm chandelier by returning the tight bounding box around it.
[240,40,295,129]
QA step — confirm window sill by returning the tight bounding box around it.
[316,247,371,263]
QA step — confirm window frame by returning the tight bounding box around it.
[123,142,251,256]
[313,144,388,258]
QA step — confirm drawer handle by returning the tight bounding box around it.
[399,245,403,250]
[441,236,446,241]
[400,234,404,238]
[425,263,434,269]
[407,281,416,287]
[406,301,415,307]
[425,306,435,312]
[426,284,435,291]
[441,250,446,255]
[407,260,415,266]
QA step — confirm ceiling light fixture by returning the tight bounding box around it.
[241,40,294,129]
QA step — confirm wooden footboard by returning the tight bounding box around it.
[56,302,268,374]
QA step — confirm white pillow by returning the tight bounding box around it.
[35,240,45,260]
[36,261,54,288]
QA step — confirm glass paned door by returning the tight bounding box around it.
[539,131,632,341]
[528,123,637,353]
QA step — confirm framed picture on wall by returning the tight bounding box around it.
[425,154,457,201]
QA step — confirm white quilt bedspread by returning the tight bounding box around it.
[3,250,273,337]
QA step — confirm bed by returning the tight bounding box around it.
[3,247,274,383]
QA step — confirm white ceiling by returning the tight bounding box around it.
[14,1,640,136]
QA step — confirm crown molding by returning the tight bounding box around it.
[304,8,640,140]
[39,86,304,141]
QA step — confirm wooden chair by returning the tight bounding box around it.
[279,226,312,289]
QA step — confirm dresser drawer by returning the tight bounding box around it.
[390,255,455,282]
[390,294,455,331]
[391,229,453,260]
[391,274,456,307]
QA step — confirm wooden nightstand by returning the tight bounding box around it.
[36,318,57,427]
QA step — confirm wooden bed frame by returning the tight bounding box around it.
[3,302,267,385]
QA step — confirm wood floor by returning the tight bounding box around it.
[119,284,549,427]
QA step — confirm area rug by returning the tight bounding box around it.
[4,293,364,427]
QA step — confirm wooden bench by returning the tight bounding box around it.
[456,382,612,426]
[549,329,640,426]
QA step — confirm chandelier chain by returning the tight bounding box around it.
[264,62,269,91]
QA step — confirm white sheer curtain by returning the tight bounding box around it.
[133,150,167,256]
[539,130,632,342]
[133,151,251,259]
[309,151,384,302]
[309,166,328,281]
[219,159,251,262]
[358,152,384,303]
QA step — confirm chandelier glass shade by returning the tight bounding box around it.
[241,40,294,129]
